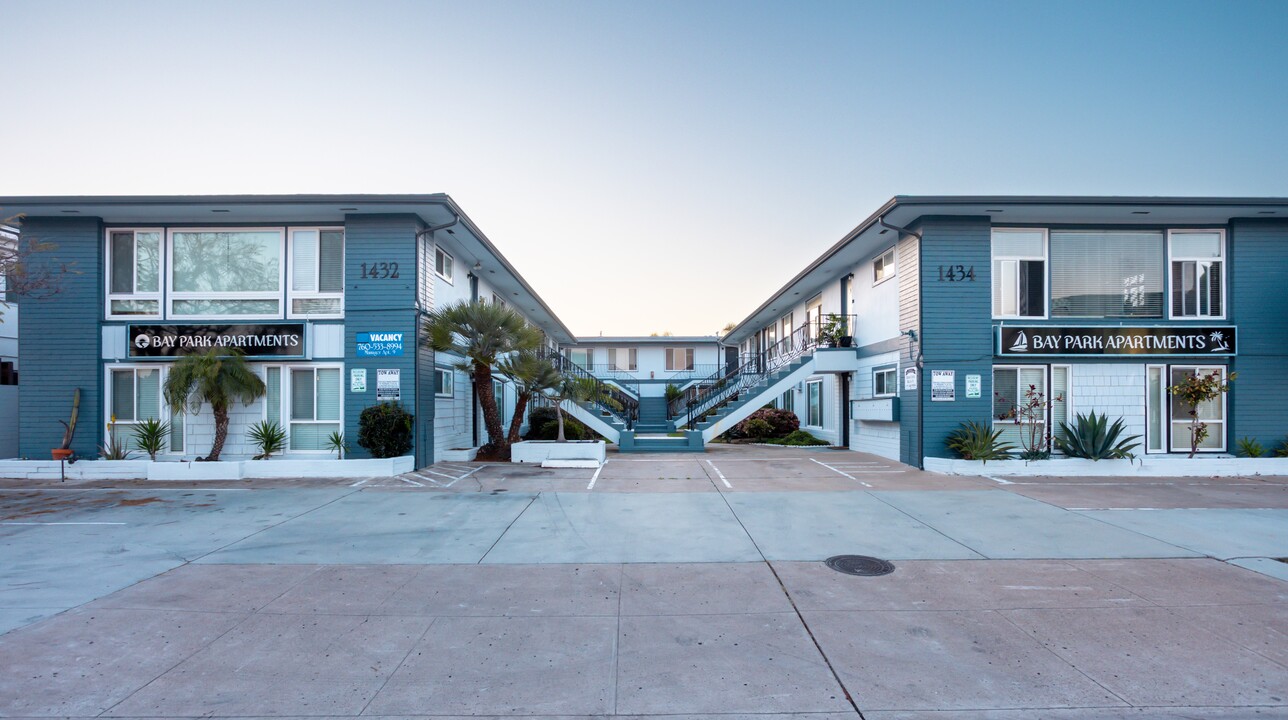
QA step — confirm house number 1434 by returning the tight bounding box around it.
[937,265,975,282]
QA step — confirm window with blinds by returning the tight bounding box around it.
[289,228,345,318]
[289,367,341,451]
[665,348,695,371]
[607,348,637,371]
[1169,231,1224,319]
[1049,230,1164,318]
[991,230,1046,318]
[109,367,163,452]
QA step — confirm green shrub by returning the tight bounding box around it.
[247,420,287,459]
[743,418,774,439]
[1236,437,1266,458]
[358,402,415,458]
[768,430,830,446]
[1276,438,1288,458]
[131,418,170,461]
[945,420,1014,462]
[1054,411,1140,461]
[727,408,799,440]
[664,383,683,403]
[523,406,591,441]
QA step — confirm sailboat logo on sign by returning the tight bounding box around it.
[1008,331,1029,353]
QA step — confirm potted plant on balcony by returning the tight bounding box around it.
[818,315,853,348]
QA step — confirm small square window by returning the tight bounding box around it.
[873,248,896,284]
[435,368,454,398]
[873,367,897,397]
[435,248,454,282]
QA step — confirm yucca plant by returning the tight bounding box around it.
[1054,411,1141,461]
[326,430,350,460]
[247,420,287,460]
[1236,437,1266,458]
[945,420,1015,463]
[131,418,170,461]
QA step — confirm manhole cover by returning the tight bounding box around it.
[825,555,895,576]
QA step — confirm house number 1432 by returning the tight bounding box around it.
[360,262,400,279]
[937,265,975,282]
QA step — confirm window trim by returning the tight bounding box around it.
[263,362,345,454]
[1165,365,1229,454]
[166,227,287,321]
[991,228,1049,320]
[1167,229,1227,321]
[105,228,164,320]
[805,379,824,428]
[286,226,345,320]
[434,246,455,284]
[872,366,897,398]
[665,347,696,371]
[435,367,454,398]
[104,364,185,456]
[872,246,897,286]
[1145,363,1168,455]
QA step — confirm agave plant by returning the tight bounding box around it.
[1235,437,1266,458]
[945,420,1015,463]
[1054,411,1141,461]
[131,418,170,461]
[247,420,287,460]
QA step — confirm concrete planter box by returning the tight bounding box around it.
[925,455,1284,478]
[439,447,479,462]
[510,440,606,465]
[0,456,414,481]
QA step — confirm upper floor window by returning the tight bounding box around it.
[106,230,162,317]
[1050,230,1164,318]
[1169,230,1224,319]
[607,348,637,371]
[435,247,454,283]
[492,293,506,308]
[872,247,896,285]
[289,228,344,318]
[566,348,593,369]
[665,347,695,371]
[169,229,284,319]
[991,229,1046,318]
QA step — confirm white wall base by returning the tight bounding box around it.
[542,459,601,469]
[511,440,606,465]
[439,447,479,462]
[924,455,1285,478]
[0,456,415,481]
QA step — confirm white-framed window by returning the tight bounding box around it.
[665,347,695,371]
[493,378,507,426]
[607,348,637,371]
[873,247,896,285]
[992,364,1070,452]
[781,313,794,351]
[1166,365,1227,453]
[105,365,186,454]
[1146,364,1167,454]
[780,389,794,413]
[288,227,344,318]
[492,293,506,308]
[873,367,897,397]
[566,348,593,369]
[263,364,342,452]
[435,368,454,398]
[168,228,284,319]
[1050,230,1164,318]
[992,229,1047,319]
[1168,230,1225,319]
[435,247,454,283]
[806,379,823,427]
[106,229,163,318]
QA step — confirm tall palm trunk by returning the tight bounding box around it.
[506,394,531,446]
[475,362,506,454]
[555,402,567,442]
[206,404,230,461]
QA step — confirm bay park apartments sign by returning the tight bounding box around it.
[997,325,1236,357]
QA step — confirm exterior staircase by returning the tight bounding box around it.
[635,397,672,433]
[692,357,817,443]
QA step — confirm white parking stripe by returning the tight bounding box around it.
[399,476,425,487]
[587,460,608,490]
[2,521,127,526]
[349,478,369,487]
[705,460,732,489]
[809,457,873,487]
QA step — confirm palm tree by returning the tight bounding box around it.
[549,375,622,442]
[497,351,562,445]
[424,300,542,456]
[163,348,266,461]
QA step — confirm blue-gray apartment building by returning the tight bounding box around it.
[3,194,1286,468]
[0,195,575,466]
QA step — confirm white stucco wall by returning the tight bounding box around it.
[848,350,901,460]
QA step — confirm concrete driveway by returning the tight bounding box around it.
[2,447,1286,718]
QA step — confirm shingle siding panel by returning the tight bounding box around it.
[18,217,103,458]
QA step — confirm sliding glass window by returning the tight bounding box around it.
[1049,230,1164,318]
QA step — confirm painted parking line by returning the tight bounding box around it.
[1,521,127,526]
[809,457,873,487]
[399,476,426,487]
[587,460,608,490]
[442,466,484,487]
[705,460,732,489]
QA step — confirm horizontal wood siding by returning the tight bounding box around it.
[1229,219,1288,449]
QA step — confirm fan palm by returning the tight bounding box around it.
[497,351,563,445]
[163,348,266,461]
[549,375,622,443]
[424,300,542,455]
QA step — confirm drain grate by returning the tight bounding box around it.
[825,555,896,576]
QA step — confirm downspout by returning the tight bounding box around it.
[839,273,853,448]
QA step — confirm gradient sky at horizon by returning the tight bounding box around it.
[2,0,1286,336]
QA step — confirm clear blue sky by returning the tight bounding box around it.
[2,0,1285,335]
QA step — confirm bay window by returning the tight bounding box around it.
[1049,230,1164,318]
[1169,230,1224,319]
[107,230,162,317]
[289,228,344,318]
[169,229,284,318]
[991,230,1046,318]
